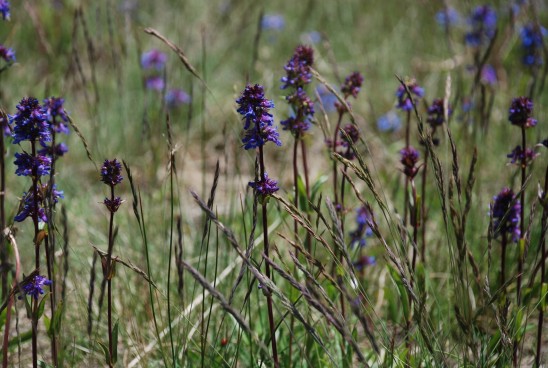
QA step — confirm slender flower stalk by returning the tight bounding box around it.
[535,164,548,367]
[236,84,280,367]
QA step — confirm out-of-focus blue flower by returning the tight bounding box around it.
[506,145,538,166]
[14,152,51,177]
[316,85,337,112]
[101,159,123,187]
[141,49,167,70]
[14,184,63,223]
[520,23,547,67]
[427,98,452,128]
[9,97,51,144]
[43,97,69,134]
[248,172,279,196]
[395,78,424,111]
[377,111,401,132]
[165,89,191,109]
[0,0,9,21]
[39,141,68,158]
[508,96,537,128]
[261,14,285,30]
[436,7,459,28]
[353,255,376,271]
[480,64,498,86]
[104,196,123,213]
[281,45,314,89]
[300,31,322,44]
[491,188,521,242]
[349,205,373,248]
[465,5,497,47]
[20,275,52,300]
[0,45,15,63]
[145,76,165,91]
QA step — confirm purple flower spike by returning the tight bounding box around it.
[14,184,62,223]
[506,145,538,166]
[0,0,9,21]
[0,45,15,63]
[9,97,51,144]
[400,146,420,178]
[104,197,124,213]
[39,141,69,158]
[20,275,52,300]
[520,23,547,67]
[349,205,373,248]
[396,78,424,112]
[341,72,364,99]
[427,99,452,128]
[248,173,279,197]
[281,45,314,89]
[101,159,123,186]
[508,97,537,128]
[465,5,497,47]
[145,76,165,91]
[165,89,191,109]
[491,188,521,242]
[141,49,167,70]
[14,152,51,177]
[43,97,69,134]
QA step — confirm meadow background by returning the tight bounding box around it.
[0,0,547,366]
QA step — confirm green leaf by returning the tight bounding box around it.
[310,175,328,202]
[36,294,48,320]
[112,320,119,364]
[51,300,64,336]
[542,283,548,311]
[97,340,110,366]
[297,174,309,213]
[388,265,409,320]
[43,315,51,337]
[38,360,54,368]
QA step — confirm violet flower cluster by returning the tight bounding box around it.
[491,188,521,242]
[141,49,167,91]
[427,98,452,145]
[349,205,376,271]
[0,44,15,65]
[0,0,9,21]
[395,78,424,112]
[101,159,124,213]
[464,5,497,48]
[507,97,539,167]
[400,146,420,179]
[40,97,70,159]
[520,23,547,67]
[280,45,315,137]
[19,275,52,300]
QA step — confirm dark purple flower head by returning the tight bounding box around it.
[104,196,124,213]
[14,152,51,177]
[0,0,9,21]
[14,184,63,223]
[520,23,547,67]
[396,78,424,111]
[340,72,364,99]
[507,145,538,166]
[39,141,69,158]
[491,188,521,242]
[9,97,51,144]
[281,45,314,89]
[349,205,373,248]
[508,97,537,128]
[353,255,376,271]
[248,172,279,197]
[43,97,69,134]
[236,84,281,149]
[165,89,191,109]
[338,124,360,160]
[427,98,452,128]
[281,87,314,136]
[400,146,420,178]
[0,45,15,63]
[465,5,497,47]
[101,159,123,186]
[141,49,167,70]
[19,275,51,300]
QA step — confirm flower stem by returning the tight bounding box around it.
[106,185,115,367]
[535,165,548,367]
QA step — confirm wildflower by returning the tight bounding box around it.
[520,23,547,67]
[281,87,314,136]
[14,152,51,177]
[465,5,497,47]
[377,111,401,132]
[491,188,521,242]
[506,145,538,166]
[43,97,69,134]
[248,172,279,196]
[281,45,314,89]
[353,255,376,271]
[435,7,459,27]
[165,89,191,109]
[426,99,451,128]
[38,141,69,158]
[508,97,537,128]
[339,124,360,160]
[480,64,498,86]
[395,78,424,111]
[400,146,420,178]
[104,197,124,213]
[9,97,51,144]
[261,14,285,30]
[236,84,281,149]
[19,275,52,300]
[349,205,373,248]
[340,72,364,99]
[101,159,123,186]
[145,76,165,91]
[0,45,15,64]
[300,31,321,44]
[14,184,63,223]
[0,0,9,21]
[316,85,337,112]
[141,49,167,70]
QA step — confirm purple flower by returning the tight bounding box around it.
[261,14,285,30]
[400,146,420,178]
[14,152,51,177]
[281,87,314,136]
[396,78,424,111]
[340,72,364,99]
[465,5,497,47]
[248,172,279,197]
[491,188,521,242]
[281,45,314,89]
[427,98,452,128]
[377,111,401,132]
[141,49,167,70]
[507,145,538,166]
[480,64,498,86]
[101,159,123,186]
[0,45,15,63]
[9,97,51,144]
[316,85,337,112]
[353,255,376,271]
[508,97,537,128]
[0,0,9,21]
[43,97,69,134]
[104,196,123,213]
[520,23,547,67]
[436,7,459,28]
[14,184,63,223]
[165,89,191,109]
[236,84,281,150]
[20,275,52,300]
[338,124,360,160]
[38,141,68,158]
[349,205,373,248]
[145,76,165,91]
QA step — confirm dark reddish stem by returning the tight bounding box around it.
[535,165,548,367]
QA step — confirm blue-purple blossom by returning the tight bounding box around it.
[9,97,51,144]
[43,97,69,134]
[377,111,401,132]
[465,5,497,47]
[14,184,63,223]
[0,0,9,21]
[427,99,452,128]
[338,124,360,160]
[104,196,123,213]
[261,14,285,30]
[101,159,123,186]
[38,141,69,158]
[353,255,376,271]
[507,145,538,166]
[0,45,15,64]
[145,76,165,91]
[316,85,337,112]
[281,45,314,89]
[14,152,51,177]
[236,84,281,149]
[349,205,373,248]
[341,72,364,99]
[520,23,547,67]
[281,87,315,135]
[248,172,279,196]
[400,146,420,178]
[480,64,497,86]
[141,49,167,70]
[165,89,191,109]
[508,97,537,128]
[436,7,459,28]
[491,188,521,242]
[395,79,424,111]
[20,275,52,300]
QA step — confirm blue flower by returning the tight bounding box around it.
[101,159,123,186]
[400,146,420,178]
[248,172,279,196]
[261,14,285,30]
[435,7,459,28]
[395,78,424,111]
[0,45,15,63]
[520,23,547,67]
[14,184,63,223]
[377,111,401,132]
[281,45,314,89]
[14,152,51,177]
[316,85,337,112]
[353,255,376,271]
[0,0,9,21]
[145,76,165,91]
[38,141,69,158]
[9,97,51,144]
[165,89,191,109]
[141,49,167,70]
[43,97,69,134]
[508,97,536,128]
[465,5,497,47]
[427,99,452,128]
[491,188,521,242]
[20,275,52,300]
[349,205,373,248]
